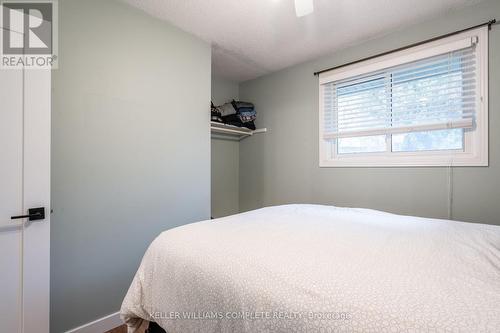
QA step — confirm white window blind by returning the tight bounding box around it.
[322,37,478,139]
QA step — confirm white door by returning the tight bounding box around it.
[0,62,51,332]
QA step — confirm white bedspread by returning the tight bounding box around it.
[121,205,500,332]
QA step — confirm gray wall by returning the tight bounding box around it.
[239,0,500,225]
[51,1,211,332]
[212,76,239,106]
[211,76,240,217]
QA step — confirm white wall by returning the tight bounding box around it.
[211,76,240,217]
[51,1,211,331]
[239,0,500,225]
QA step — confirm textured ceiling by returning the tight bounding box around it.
[122,0,483,82]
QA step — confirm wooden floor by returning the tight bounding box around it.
[104,324,127,333]
[104,325,146,333]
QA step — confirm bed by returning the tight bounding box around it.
[121,204,500,332]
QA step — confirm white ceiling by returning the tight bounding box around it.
[123,0,483,82]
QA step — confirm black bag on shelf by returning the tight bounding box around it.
[211,101,223,123]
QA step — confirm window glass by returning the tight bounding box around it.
[338,135,386,154]
[392,129,464,152]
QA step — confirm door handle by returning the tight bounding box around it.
[11,207,45,221]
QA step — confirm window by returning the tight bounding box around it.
[319,27,488,167]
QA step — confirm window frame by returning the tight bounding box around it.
[319,27,488,167]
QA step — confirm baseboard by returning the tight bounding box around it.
[65,311,123,333]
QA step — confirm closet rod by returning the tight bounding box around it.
[313,19,497,76]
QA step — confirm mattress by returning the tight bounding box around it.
[121,204,500,332]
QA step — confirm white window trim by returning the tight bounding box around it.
[319,26,488,167]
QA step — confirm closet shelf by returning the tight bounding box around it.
[211,122,267,141]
